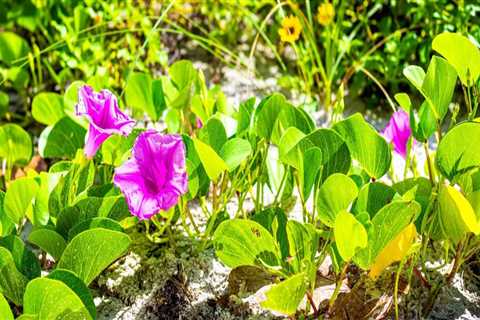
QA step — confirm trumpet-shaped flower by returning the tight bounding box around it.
[278,16,302,43]
[76,85,135,158]
[383,109,412,159]
[113,130,188,220]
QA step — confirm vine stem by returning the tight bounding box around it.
[328,261,349,314]
[306,291,318,316]
[424,143,434,184]
[446,238,466,284]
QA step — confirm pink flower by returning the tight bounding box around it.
[383,109,413,159]
[113,130,188,219]
[196,118,203,129]
[76,85,135,158]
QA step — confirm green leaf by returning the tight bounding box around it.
[198,118,227,153]
[68,217,123,241]
[48,161,95,216]
[334,211,368,261]
[0,247,28,305]
[47,269,96,319]
[432,185,480,243]
[31,92,66,125]
[0,235,40,280]
[252,208,289,259]
[403,65,425,91]
[260,272,307,316]
[394,93,411,112]
[254,94,288,140]
[0,32,30,65]
[4,177,39,224]
[393,178,432,231]
[125,72,164,121]
[333,113,391,178]
[63,81,88,126]
[28,229,67,261]
[236,97,255,135]
[219,138,252,172]
[354,200,420,269]
[432,32,480,86]
[39,117,86,159]
[193,138,228,181]
[278,127,306,169]
[286,221,318,273]
[0,293,13,320]
[301,147,322,200]
[58,228,131,285]
[0,91,9,118]
[23,278,92,319]
[169,60,196,89]
[316,173,358,227]
[353,182,395,218]
[0,124,32,166]
[0,192,14,237]
[271,104,315,144]
[421,56,457,120]
[213,219,280,269]
[56,196,128,238]
[436,122,480,180]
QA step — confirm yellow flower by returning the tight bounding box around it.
[317,2,335,26]
[278,15,302,43]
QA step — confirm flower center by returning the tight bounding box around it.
[145,176,160,194]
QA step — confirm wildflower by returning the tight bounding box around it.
[76,85,135,158]
[278,16,302,43]
[113,130,188,220]
[317,2,335,26]
[383,109,413,159]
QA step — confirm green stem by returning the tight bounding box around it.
[424,143,434,184]
[328,261,349,313]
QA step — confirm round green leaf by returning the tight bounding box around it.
[28,229,67,261]
[4,176,39,224]
[316,173,359,227]
[433,32,480,86]
[39,117,86,159]
[0,124,32,166]
[23,278,92,319]
[219,138,252,172]
[436,122,480,180]
[213,219,280,269]
[31,92,66,125]
[0,247,28,306]
[58,228,131,285]
[47,269,96,319]
[333,113,391,178]
[0,32,30,65]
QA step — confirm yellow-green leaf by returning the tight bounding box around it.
[369,223,416,278]
[334,211,368,261]
[436,185,480,243]
[193,138,228,181]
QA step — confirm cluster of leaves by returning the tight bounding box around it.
[210,32,480,316]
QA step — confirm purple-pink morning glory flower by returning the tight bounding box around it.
[383,109,413,159]
[113,130,188,220]
[76,85,135,158]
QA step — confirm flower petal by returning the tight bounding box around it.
[84,124,110,158]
